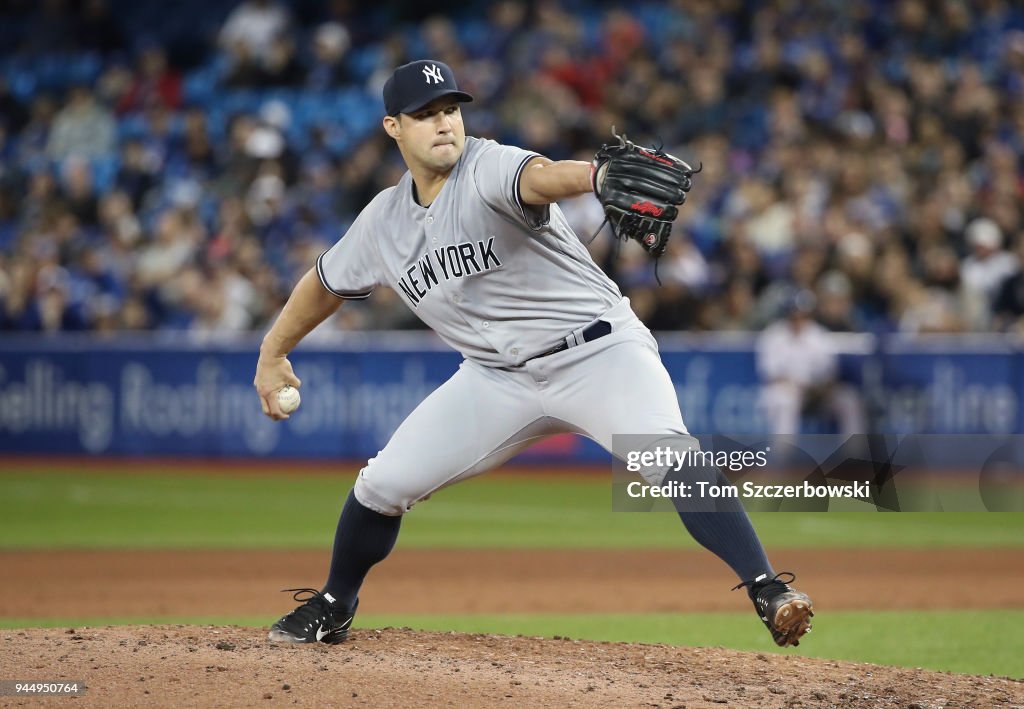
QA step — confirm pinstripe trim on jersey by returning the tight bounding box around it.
[316,250,373,300]
[514,154,551,231]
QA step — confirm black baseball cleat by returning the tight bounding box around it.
[733,572,814,647]
[267,588,357,644]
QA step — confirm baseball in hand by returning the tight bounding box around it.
[277,385,301,414]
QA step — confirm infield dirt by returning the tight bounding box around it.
[3,625,1023,708]
[2,548,1023,707]
[1,548,1022,617]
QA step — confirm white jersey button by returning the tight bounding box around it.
[482,321,490,328]
[426,216,434,224]
[452,293,462,303]
[511,347,520,356]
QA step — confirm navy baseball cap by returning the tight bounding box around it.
[383,60,473,116]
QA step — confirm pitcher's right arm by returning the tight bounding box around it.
[255,267,344,420]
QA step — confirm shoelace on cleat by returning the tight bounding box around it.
[279,588,334,629]
[731,571,796,593]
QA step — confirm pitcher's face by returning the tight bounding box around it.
[386,98,465,174]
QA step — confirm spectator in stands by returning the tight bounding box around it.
[725,177,796,257]
[478,1,529,62]
[753,245,828,328]
[19,170,61,231]
[181,262,258,333]
[115,138,158,210]
[3,1,1024,335]
[17,94,58,169]
[134,103,176,170]
[221,43,264,88]
[756,290,866,435]
[1,255,34,331]
[178,107,219,178]
[219,0,291,84]
[98,189,142,250]
[711,277,759,331]
[46,85,115,161]
[895,279,966,334]
[32,263,89,332]
[306,22,352,90]
[258,36,306,87]
[960,217,1019,309]
[815,270,861,332]
[135,208,201,291]
[676,68,729,143]
[59,155,99,226]
[919,241,986,329]
[116,46,182,114]
[73,244,125,317]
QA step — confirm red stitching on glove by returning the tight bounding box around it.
[637,149,676,167]
[630,201,664,216]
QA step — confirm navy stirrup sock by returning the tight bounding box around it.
[323,490,402,610]
[664,463,773,583]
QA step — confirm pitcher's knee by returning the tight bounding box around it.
[353,471,425,516]
[652,435,723,486]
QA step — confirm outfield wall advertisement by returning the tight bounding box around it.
[0,333,1020,461]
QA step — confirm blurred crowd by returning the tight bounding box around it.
[2,0,1024,336]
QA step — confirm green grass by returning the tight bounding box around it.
[3,467,1021,679]
[2,469,1024,549]
[3,610,1021,679]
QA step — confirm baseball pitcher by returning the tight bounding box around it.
[254,60,813,648]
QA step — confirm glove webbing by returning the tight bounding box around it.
[586,216,665,286]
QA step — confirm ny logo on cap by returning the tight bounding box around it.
[422,64,444,84]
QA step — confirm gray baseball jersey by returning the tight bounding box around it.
[317,136,622,367]
[315,134,689,516]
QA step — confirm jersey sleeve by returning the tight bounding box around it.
[473,142,551,231]
[316,197,386,299]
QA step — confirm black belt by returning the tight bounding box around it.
[524,320,613,363]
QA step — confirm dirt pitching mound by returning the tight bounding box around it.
[3,626,1021,708]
